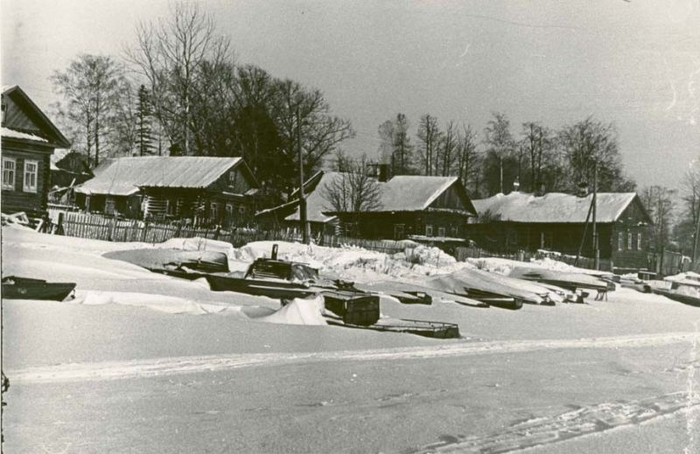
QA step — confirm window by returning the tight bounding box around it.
[637,232,643,250]
[210,202,219,220]
[451,226,458,237]
[2,157,16,190]
[228,171,237,187]
[226,203,233,218]
[618,232,624,251]
[23,160,38,193]
[627,232,633,250]
[438,227,446,237]
[425,224,433,237]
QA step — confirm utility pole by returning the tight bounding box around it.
[592,163,599,270]
[297,107,309,244]
[693,205,700,265]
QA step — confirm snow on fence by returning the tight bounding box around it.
[53,212,415,255]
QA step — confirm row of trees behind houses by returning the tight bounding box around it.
[353,112,636,197]
[49,2,698,261]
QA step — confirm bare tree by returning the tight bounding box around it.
[558,117,635,192]
[483,112,515,194]
[456,124,481,195]
[125,1,232,155]
[416,114,441,176]
[391,113,414,176]
[52,54,129,167]
[641,185,677,252]
[437,121,459,176]
[322,155,382,213]
[274,79,354,180]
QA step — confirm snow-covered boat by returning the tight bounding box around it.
[509,267,610,292]
[325,316,461,339]
[652,273,700,307]
[104,248,230,275]
[355,281,489,308]
[205,257,327,300]
[424,268,553,308]
[1,276,76,301]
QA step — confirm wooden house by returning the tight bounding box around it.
[74,156,259,227]
[282,173,477,240]
[467,191,653,269]
[1,85,71,217]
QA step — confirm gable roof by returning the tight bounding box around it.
[472,191,651,224]
[1,85,71,148]
[285,173,477,223]
[379,175,476,213]
[75,156,255,196]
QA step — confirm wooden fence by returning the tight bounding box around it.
[54,211,684,275]
[52,211,417,255]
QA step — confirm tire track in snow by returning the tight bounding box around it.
[9,332,696,384]
[409,392,700,453]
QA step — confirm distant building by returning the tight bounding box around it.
[466,191,653,269]
[74,156,259,227]
[1,85,71,217]
[275,172,477,240]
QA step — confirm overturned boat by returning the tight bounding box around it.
[422,268,555,309]
[509,266,613,301]
[2,276,76,301]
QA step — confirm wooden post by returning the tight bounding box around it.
[298,106,310,244]
[56,212,65,236]
[592,164,599,270]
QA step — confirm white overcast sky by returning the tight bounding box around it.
[2,0,699,192]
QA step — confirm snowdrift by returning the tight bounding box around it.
[257,296,328,325]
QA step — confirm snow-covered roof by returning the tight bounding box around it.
[380,176,460,211]
[472,191,645,224]
[50,148,72,170]
[75,156,245,196]
[286,173,476,222]
[1,126,49,143]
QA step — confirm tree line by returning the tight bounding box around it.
[344,111,637,199]
[51,2,353,205]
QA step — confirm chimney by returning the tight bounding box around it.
[378,164,389,182]
[576,181,589,197]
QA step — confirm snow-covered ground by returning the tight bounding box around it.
[2,226,700,453]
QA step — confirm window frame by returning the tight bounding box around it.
[2,156,16,190]
[438,226,446,237]
[210,202,219,220]
[627,231,633,250]
[425,224,433,237]
[637,232,643,251]
[23,159,38,193]
[618,232,624,251]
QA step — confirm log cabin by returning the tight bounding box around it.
[1,85,71,217]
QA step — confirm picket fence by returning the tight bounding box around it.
[53,211,416,255]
